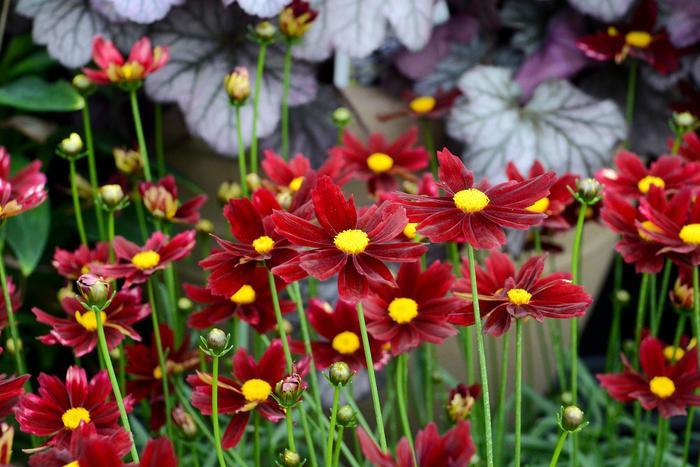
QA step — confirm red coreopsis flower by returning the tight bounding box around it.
[83,36,169,86]
[677,131,700,163]
[598,337,700,418]
[0,374,29,418]
[446,383,481,423]
[279,0,318,39]
[576,0,679,74]
[262,151,311,193]
[330,128,429,195]
[0,147,47,221]
[52,242,110,280]
[670,266,695,310]
[377,88,462,122]
[363,261,462,354]
[187,340,287,449]
[16,366,132,448]
[99,230,195,286]
[32,288,150,357]
[452,252,591,336]
[272,176,427,300]
[0,276,21,333]
[396,149,555,249]
[357,420,476,467]
[139,176,207,225]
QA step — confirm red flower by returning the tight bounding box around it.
[377,88,462,122]
[356,420,475,467]
[677,131,700,163]
[52,243,111,280]
[0,147,47,221]
[262,151,311,192]
[272,176,427,300]
[446,383,481,422]
[187,340,287,449]
[139,176,207,224]
[0,374,28,418]
[33,288,150,357]
[598,337,700,418]
[99,230,195,286]
[83,36,169,86]
[576,0,679,74]
[279,0,318,39]
[670,266,694,310]
[363,261,462,354]
[290,298,388,371]
[185,267,294,332]
[330,128,429,195]
[16,366,132,448]
[0,276,21,334]
[397,149,555,249]
[452,252,591,336]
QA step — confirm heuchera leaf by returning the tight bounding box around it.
[101,0,185,24]
[0,76,84,112]
[500,0,551,55]
[447,66,626,182]
[414,39,486,96]
[567,0,634,22]
[225,0,288,18]
[383,0,434,51]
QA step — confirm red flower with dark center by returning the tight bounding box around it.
[677,131,700,163]
[452,252,591,336]
[139,176,207,225]
[33,287,150,357]
[185,267,294,332]
[363,261,462,354]
[52,242,110,280]
[272,176,427,300]
[16,366,132,448]
[83,36,169,86]
[0,147,47,221]
[396,149,555,249]
[377,88,462,122]
[598,337,700,418]
[576,0,679,74]
[187,340,287,449]
[99,230,195,286]
[0,276,21,333]
[0,374,29,418]
[290,298,388,371]
[356,420,476,467]
[329,128,429,195]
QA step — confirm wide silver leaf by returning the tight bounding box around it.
[101,0,184,23]
[567,0,634,22]
[383,0,433,51]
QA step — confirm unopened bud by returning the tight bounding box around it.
[218,181,242,204]
[224,67,250,105]
[207,328,227,351]
[328,361,352,387]
[279,449,302,467]
[255,21,277,41]
[615,289,631,306]
[77,274,111,309]
[576,178,603,205]
[196,219,214,235]
[560,391,573,406]
[178,297,193,311]
[337,405,356,427]
[562,405,585,431]
[173,405,197,438]
[100,184,125,208]
[674,111,696,128]
[113,148,143,175]
[276,191,292,210]
[60,133,84,156]
[332,107,351,128]
[275,374,304,407]
[109,347,121,360]
[5,337,22,354]
[72,74,94,95]
[246,173,262,192]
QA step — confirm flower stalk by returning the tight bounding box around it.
[0,239,25,376]
[129,89,153,182]
[235,106,249,198]
[81,103,106,240]
[325,385,341,466]
[250,44,267,174]
[147,278,174,440]
[396,353,415,463]
[514,318,523,467]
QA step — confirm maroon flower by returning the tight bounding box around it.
[677,131,700,163]
[0,276,21,334]
[262,151,311,192]
[139,176,207,224]
[0,374,29,418]
[52,243,111,280]
[83,36,169,86]
[598,337,700,418]
[279,0,318,39]
[446,383,481,423]
[377,89,462,122]
[0,147,47,221]
[670,266,694,310]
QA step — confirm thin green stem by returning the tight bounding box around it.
[154,104,165,178]
[254,412,261,467]
[107,211,115,262]
[190,442,200,467]
[82,103,106,241]
[634,274,651,365]
[494,335,509,466]
[0,242,25,376]
[285,408,297,451]
[549,431,568,467]
[211,355,226,467]
[423,344,434,423]
[514,319,523,467]
[266,268,293,369]
[682,407,695,465]
[129,89,152,181]
[133,191,149,242]
[281,41,293,160]
[624,60,638,147]
[653,416,667,467]
[332,426,344,467]
[420,118,436,176]
[569,202,587,404]
[147,279,173,440]
[235,106,249,198]
[69,159,88,245]
[326,386,341,466]
[606,256,624,372]
[250,44,267,174]
[693,266,700,363]
[396,354,415,464]
[671,132,683,156]
[652,259,672,336]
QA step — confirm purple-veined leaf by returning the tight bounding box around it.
[100,0,184,23]
[567,0,634,22]
[226,0,288,17]
[383,0,433,51]
[294,0,334,61]
[414,38,486,96]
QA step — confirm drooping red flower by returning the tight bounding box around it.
[356,420,476,467]
[83,36,169,86]
[0,276,21,333]
[396,149,555,249]
[377,88,462,122]
[272,176,427,300]
[99,230,195,286]
[16,366,132,448]
[187,340,287,449]
[363,261,462,354]
[0,374,29,418]
[598,337,700,418]
[576,0,679,74]
[452,252,591,336]
[0,147,47,221]
[33,287,150,357]
[330,128,429,195]
[52,242,111,280]
[139,176,207,225]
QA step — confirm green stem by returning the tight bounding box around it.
[211,355,226,467]
[420,118,436,176]
[494,334,509,467]
[606,256,624,372]
[624,60,638,147]
[672,315,687,354]
[652,259,672,336]
[652,416,667,467]
[250,44,267,174]
[133,191,149,242]
[634,274,650,365]
[285,408,297,451]
[154,104,165,178]
[281,41,293,160]
[693,266,700,363]
[118,343,126,394]
[332,426,344,467]
[671,132,683,156]
[190,442,200,467]
[82,103,106,241]
[342,387,376,443]
[235,106,249,198]
[423,344,434,423]
[569,201,587,404]
[549,431,568,467]
[514,319,523,467]
[682,407,695,465]
[0,241,26,376]
[326,386,341,466]
[129,89,152,181]
[107,211,115,262]
[147,279,173,440]
[254,412,261,467]
[266,268,293,369]
[69,159,88,245]
[396,354,415,463]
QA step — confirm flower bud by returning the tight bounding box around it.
[674,111,696,128]
[100,184,125,208]
[5,337,22,354]
[113,148,143,175]
[196,219,214,235]
[576,178,603,205]
[615,289,631,306]
[328,361,352,387]
[255,21,277,41]
[246,173,262,192]
[206,328,227,351]
[671,276,693,310]
[336,405,356,427]
[279,0,318,40]
[109,347,121,360]
[218,181,242,204]
[562,405,585,431]
[60,133,84,156]
[178,297,193,311]
[224,67,251,105]
[276,191,292,210]
[446,383,480,423]
[275,373,305,407]
[173,405,197,438]
[279,449,302,467]
[72,74,94,95]
[560,391,573,406]
[332,107,352,128]
[77,274,111,309]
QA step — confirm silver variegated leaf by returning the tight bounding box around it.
[567,0,634,22]
[414,39,486,96]
[233,0,288,17]
[101,0,184,23]
[383,0,433,51]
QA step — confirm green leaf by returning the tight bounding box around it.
[0,76,84,112]
[6,200,50,276]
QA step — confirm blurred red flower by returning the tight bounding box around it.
[0,147,47,221]
[377,89,461,122]
[139,176,207,225]
[52,243,110,280]
[0,374,29,418]
[83,36,169,86]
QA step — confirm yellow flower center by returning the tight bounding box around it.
[388,297,419,324]
[507,288,532,305]
[331,331,361,355]
[131,250,160,270]
[526,197,550,213]
[680,224,700,245]
[107,62,146,82]
[230,285,256,305]
[241,378,272,402]
[63,461,79,467]
[80,265,90,274]
[637,175,665,194]
[409,96,437,114]
[638,220,662,242]
[403,222,418,240]
[649,376,675,399]
[289,176,304,192]
[608,26,619,36]
[366,153,394,174]
[663,346,685,362]
[61,407,91,430]
[625,31,652,48]
[252,235,275,254]
[334,229,369,254]
[74,310,107,332]
[153,360,184,379]
[453,189,490,213]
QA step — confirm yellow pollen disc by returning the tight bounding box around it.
[607,26,619,36]
[252,235,275,254]
[62,407,91,430]
[366,153,394,174]
[230,285,256,305]
[453,189,490,213]
[388,297,419,324]
[507,288,532,305]
[409,96,437,114]
[63,461,79,467]
[649,376,675,399]
[131,250,160,270]
[638,220,662,242]
[680,224,700,245]
[625,31,652,48]
[332,331,361,354]
[241,378,272,402]
[526,197,550,213]
[80,265,90,274]
[663,346,685,362]
[74,310,107,332]
[288,176,304,192]
[403,222,418,240]
[637,175,665,194]
[334,229,369,254]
